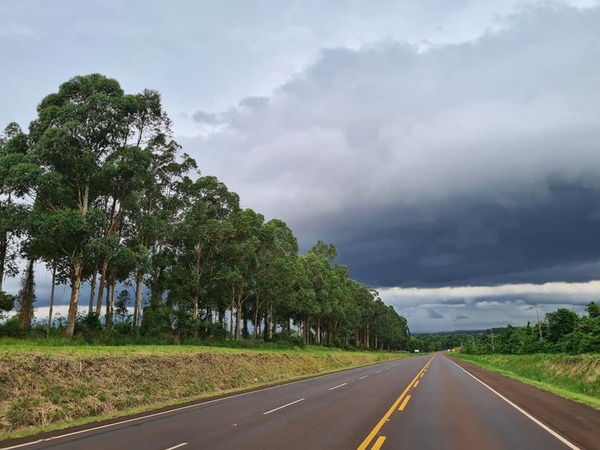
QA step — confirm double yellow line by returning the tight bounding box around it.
[357,354,435,450]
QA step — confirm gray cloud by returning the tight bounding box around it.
[183,4,600,292]
[3,1,600,332]
[192,111,222,125]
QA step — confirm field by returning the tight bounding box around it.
[451,353,600,409]
[0,341,408,439]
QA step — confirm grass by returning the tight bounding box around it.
[452,353,600,410]
[0,342,410,440]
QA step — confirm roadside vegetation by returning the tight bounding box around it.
[0,344,408,438]
[412,302,599,355]
[0,73,409,351]
[451,353,600,410]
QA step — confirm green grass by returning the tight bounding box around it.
[452,353,600,410]
[0,342,411,439]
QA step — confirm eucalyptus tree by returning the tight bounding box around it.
[221,209,263,340]
[27,74,134,335]
[167,176,239,335]
[0,122,38,291]
[252,219,298,338]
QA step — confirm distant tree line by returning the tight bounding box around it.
[414,302,599,355]
[0,74,409,350]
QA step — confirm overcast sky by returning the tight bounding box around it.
[2,0,600,332]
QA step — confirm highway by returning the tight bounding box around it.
[2,354,595,450]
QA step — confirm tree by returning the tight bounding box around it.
[585,301,600,318]
[0,122,38,291]
[16,258,35,330]
[546,308,578,344]
[28,74,132,336]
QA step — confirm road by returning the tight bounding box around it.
[2,354,595,450]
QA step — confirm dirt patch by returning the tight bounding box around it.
[449,356,600,450]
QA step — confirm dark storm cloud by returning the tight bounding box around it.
[337,184,600,287]
[186,4,600,292]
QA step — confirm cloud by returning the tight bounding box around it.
[379,281,597,332]
[182,3,600,289]
[192,111,222,125]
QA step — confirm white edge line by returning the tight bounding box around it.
[328,383,347,391]
[446,357,580,450]
[359,375,369,380]
[262,398,305,415]
[165,443,187,450]
[0,359,402,450]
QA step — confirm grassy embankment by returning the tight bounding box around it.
[451,353,600,410]
[0,340,409,439]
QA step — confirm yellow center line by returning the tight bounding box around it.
[398,395,411,411]
[357,355,435,450]
[413,380,420,388]
[371,436,386,450]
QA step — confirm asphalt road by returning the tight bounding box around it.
[2,354,591,450]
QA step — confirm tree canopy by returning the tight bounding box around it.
[0,74,409,350]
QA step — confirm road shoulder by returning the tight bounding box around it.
[448,355,600,450]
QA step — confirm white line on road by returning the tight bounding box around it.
[375,370,382,374]
[359,375,369,380]
[263,398,305,415]
[446,357,580,450]
[0,358,406,450]
[165,443,187,450]
[328,383,347,391]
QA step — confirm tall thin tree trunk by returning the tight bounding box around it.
[47,264,56,336]
[133,272,144,327]
[229,288,234,338]
[96,259,109,314]
[0,231,7,292]
[316,317,321,344]
[236,294,242,341]
[66,262,83,337]
[88,269,97,315]
[253,293,260,339]
[18,259,35,330]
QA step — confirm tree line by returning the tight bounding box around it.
[0,74,409,350]
[414,302,599,355]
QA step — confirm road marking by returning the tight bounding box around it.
[329,383,347,391]
[359,375,369,380]
[375,370,382,374]
[446,357,580,450]
[165,444,187,450]
[0,358,408,450]
[357,355,435,450]
[398,395,411,411]
[413,380,420,388]
[263,398,305,415]
[371,436,386,450]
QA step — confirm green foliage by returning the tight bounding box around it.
[428,302,600,356]
[0,73,410,351]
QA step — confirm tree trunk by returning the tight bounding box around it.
[253,293,260,339]
[47,264,56,336]
[88,269,98,315]
[229,291,234,338]
[96,259,109,315]
[66,262,83,337]
[236,293,242,341]
[133,272,144,327]
[18,259,35,330]
[0,230,6,291]
[316,316,321,345]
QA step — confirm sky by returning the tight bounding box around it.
[2,0,600,332]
